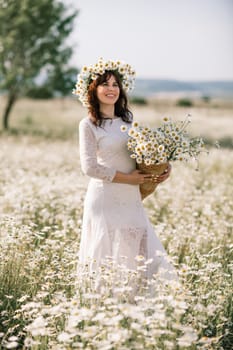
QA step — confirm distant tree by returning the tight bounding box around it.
[176,98,193,107]
[26,66,79,99]
[130,96,148,105]
[0,0,78,129]
[46,65,79,97]
[26,86,54,99]
[201,95,211,103]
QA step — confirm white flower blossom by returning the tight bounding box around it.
[73,57,136,106]
[124,115,206,166]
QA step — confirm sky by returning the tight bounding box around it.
[67,0,233,81]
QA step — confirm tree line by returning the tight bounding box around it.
[0,0,79,129]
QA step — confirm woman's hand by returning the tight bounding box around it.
[112,164,171,185]
[128,170,153,185]
[155,163,172,184]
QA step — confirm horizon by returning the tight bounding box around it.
[134,77,233,83]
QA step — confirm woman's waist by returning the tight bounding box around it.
[88,178,139,194]
[98,157,136,174]
[87,179,141,203]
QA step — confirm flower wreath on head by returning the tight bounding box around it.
[72,57,136,107]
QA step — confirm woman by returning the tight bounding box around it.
[74,58,176,288]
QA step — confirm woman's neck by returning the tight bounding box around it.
[100,105,115,119]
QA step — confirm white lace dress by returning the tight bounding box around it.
[78,116,176,281]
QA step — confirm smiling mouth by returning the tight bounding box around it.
[105,94,116,97]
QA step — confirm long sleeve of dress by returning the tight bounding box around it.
[79,119,117,182]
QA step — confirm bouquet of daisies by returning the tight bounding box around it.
[121,114,206,199]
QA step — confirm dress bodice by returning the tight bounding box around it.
[79,117,136,182]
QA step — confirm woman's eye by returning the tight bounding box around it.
[101,82,119,87]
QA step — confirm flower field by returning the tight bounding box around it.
[0,98,232,349]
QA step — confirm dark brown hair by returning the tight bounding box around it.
[87,71,133,127]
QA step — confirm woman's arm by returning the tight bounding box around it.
[79,119,116,182]
[113,164,172,185]
[112,169,152,185]
[155,163,172,183]
[79,119,152,185]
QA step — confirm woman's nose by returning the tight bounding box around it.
[109,84,118,90]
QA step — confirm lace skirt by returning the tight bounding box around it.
[78,179,176,281]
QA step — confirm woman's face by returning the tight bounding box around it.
[96,75,120,106]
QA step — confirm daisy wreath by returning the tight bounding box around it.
[72,57,136,106]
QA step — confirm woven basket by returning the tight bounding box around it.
[137,162,169,200]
